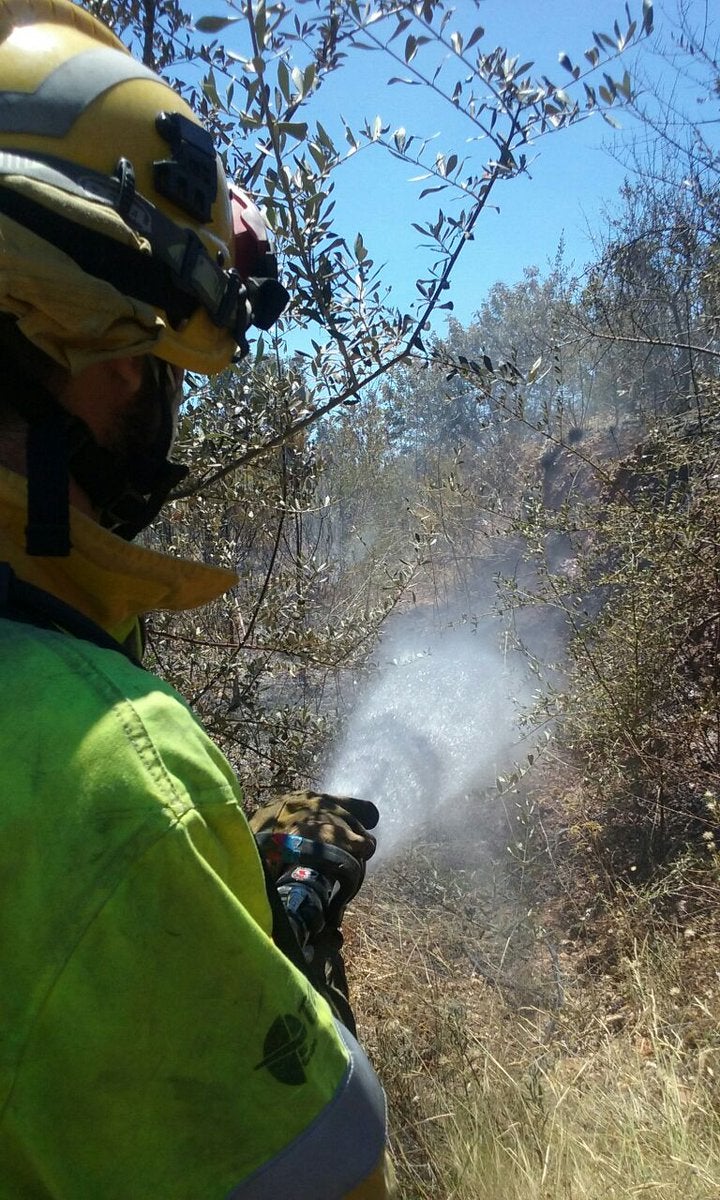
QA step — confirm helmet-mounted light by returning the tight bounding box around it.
[229,184,289,335]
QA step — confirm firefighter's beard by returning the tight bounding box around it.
[113,358,183,470]
[100,357,187,540]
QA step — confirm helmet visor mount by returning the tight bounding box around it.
[0,146,289,368]
[110,147,291,359]
[149,109,289,351]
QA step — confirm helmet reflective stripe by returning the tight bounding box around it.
[0,149,153,215]
[0,48,158,137]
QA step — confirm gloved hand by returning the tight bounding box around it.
[251,790,379,1032]
[249,789,380,883]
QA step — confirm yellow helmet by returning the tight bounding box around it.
[0,0,287,374]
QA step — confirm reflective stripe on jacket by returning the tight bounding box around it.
[0,467,392,1199]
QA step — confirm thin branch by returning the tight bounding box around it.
[590,330,720,358]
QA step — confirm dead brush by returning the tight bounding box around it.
[346,844,720,1199]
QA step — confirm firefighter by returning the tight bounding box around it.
[0,1,393,1195]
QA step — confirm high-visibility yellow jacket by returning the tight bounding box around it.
[0,466,392,1200]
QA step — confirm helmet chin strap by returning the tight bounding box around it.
[6,357,188,555]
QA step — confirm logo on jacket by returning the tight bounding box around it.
[255,995,318,1085]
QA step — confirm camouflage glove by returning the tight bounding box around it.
[249,789,379,883]
[252,790,378,1032]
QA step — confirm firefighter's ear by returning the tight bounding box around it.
[58,355,145,446]
[105,356,145,396]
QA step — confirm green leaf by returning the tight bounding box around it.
[405,34,418,63]
[195,14,240,32]
[254,0,267,47]
[277,121,308,139]
[642,0,653,34]
[527,356,543,384]
[616,70,632,99]
[308,142,327,171]
[465,25,484,50]
[558,51,573,73]
[388,16,412,44]
[277,60,290,103]
[202,70,220,108]
[316,122,334,151]
[354,233,368,262]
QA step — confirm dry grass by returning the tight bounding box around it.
[346,841,720,1199]
[441,1039,720,1199]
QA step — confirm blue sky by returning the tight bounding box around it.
[302,0,651,326]
[191,0,717,333]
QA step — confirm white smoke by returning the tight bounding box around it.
[321,617,534,864]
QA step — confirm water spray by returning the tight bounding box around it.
[322,620,533,864]
[261,617,534,955]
